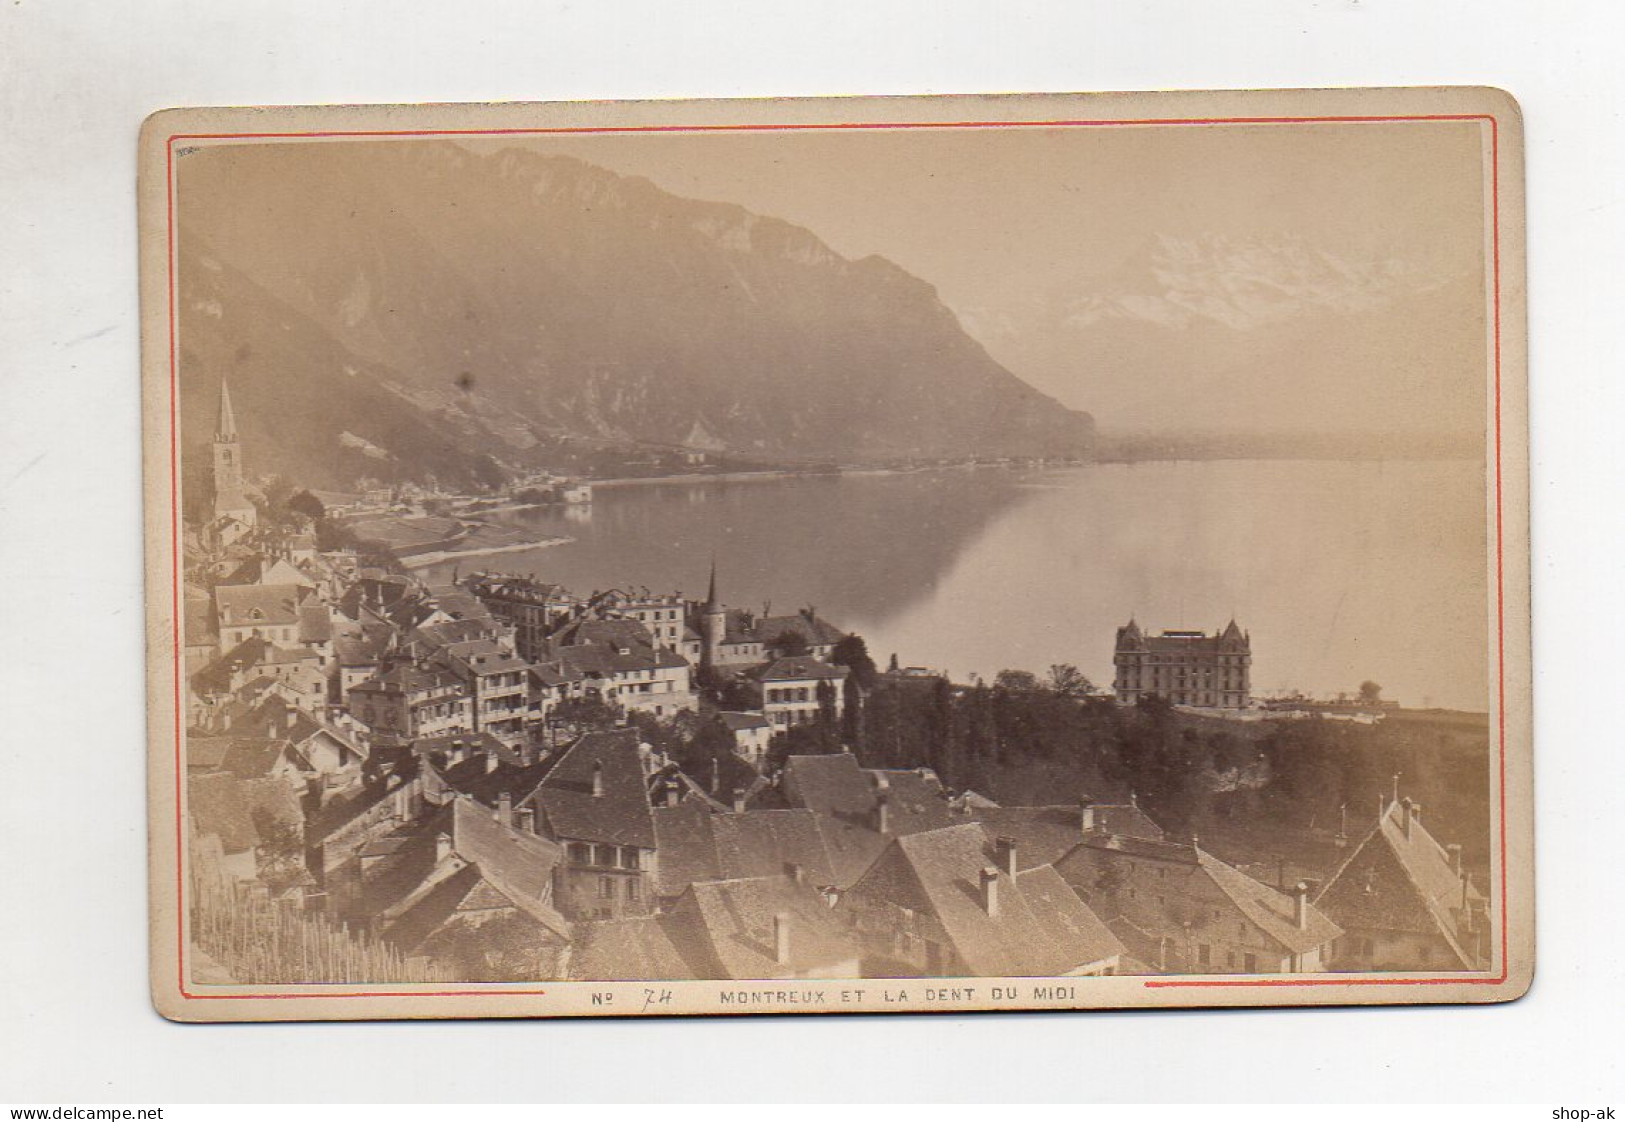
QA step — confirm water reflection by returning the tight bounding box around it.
[425,461,1488,711]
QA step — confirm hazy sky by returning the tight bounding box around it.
[464,119,1487,322]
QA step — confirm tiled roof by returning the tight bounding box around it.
[968,806,1092,870]
[651,801,725,894]
[530,730,656,849]
[857,824,1123,976]
[438,638,529,676]
[1057,833,1341,957]
[1197,850,1342,956]
[215,583,307,629]
[351,664,464,695]
[414,617,502,652]
[186,736,235,772]
[297,603,333,643]
[753,656,849,683]
[553,617,654,650]
[652,804,839,897]
[782,755,954,836]
[422,585,495,622]
[1117,620,1249,653]
[1016,864,1127,972]
[665,875,859,980]
[753,613,847,648]
[567,917,694,981]
[446,797,569,939]
[186,735,299,782]
[554,640,688,677]
[1090,803,1168,841]
[333,632,390,667]
[411,731,508,763]
[717,710,770,732]
[529,662,585,688]
[1314,801,1485,967]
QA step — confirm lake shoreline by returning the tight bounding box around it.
[399,536,571,571]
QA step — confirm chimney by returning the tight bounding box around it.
[1410,802,1423,830]
[485,749,499,775]
[995,836,1018,878]
[497,792,512,829]
[1080,801,1097,834]
[591,760,604,798]
[979,867,1000,917]
[773,911,792,966]
[1447,844,1463,876]
[1293,881,1310,930]
[875,793,891,835]
[435,832,452,863]
[664,784,679,809]
[516,806,535,833]
[818,885,839,909]
[787,861,805,885]
[733,790,747,814]
[1401,797,1414,839]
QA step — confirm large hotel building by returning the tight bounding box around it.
[1113,620,1252,708]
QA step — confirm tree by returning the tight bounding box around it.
[1047,663,1093,698]
[711,675,760,712]
[993,668,1041,692]
[766,723,839,771]
[548,696,620,736]
[288,489,326,523]
[831,634,879,690]
[816,678,840,736]
[841,675,866,750]
[674,714,751,796]
[1359,680,1383,705]
[769,629,810,657]
[250,808,306,893]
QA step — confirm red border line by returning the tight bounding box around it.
[165,113,1493,144]
[166,112,1509,1001]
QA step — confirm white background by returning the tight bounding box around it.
[2,0,1620,1104]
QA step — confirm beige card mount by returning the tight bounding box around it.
[141,87,1531,1021]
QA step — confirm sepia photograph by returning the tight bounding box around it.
[139,88,1530,1021]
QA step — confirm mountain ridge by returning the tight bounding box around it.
[175,141,1094,488]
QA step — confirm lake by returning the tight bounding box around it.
[420,460,1489,712]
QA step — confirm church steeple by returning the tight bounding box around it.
[700,558,725,670]
[209,379,256,530]
[216,379,239,442]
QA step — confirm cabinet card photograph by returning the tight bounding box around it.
[140,87,1531,1021]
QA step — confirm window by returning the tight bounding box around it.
[567,842,591,865]
[626,878,641,902]
[1243,953,1258,972]
[1197,944,1211,966]
[598,876,615,900]
[619,847,640,870]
